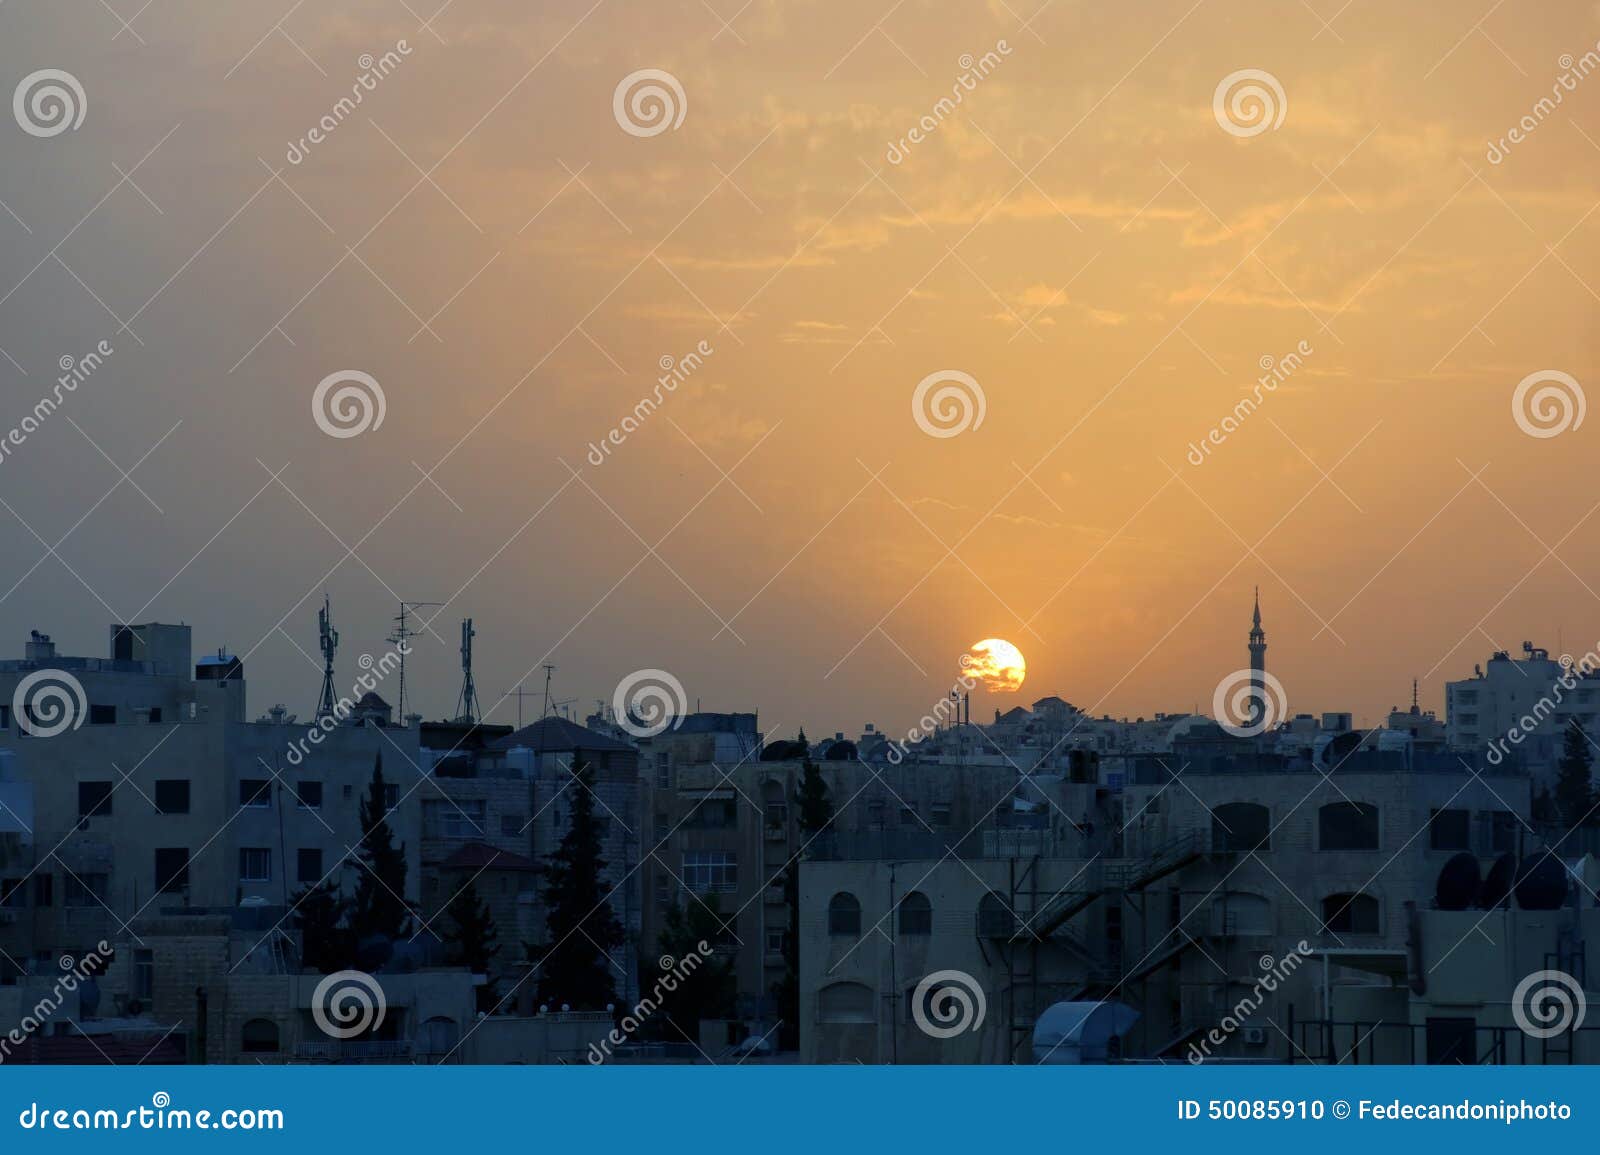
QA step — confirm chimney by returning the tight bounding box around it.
[25,631,54,663]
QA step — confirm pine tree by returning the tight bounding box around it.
[773,734,832,1049]
[538,757,624,1011]
[1555,717,1597,832]
[445,879,500,1013]
[651,895,736,1042]
[292,880,351,974]
[352,752,412,944]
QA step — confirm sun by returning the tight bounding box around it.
[962,638,1027,693]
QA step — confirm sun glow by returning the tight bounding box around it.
[963,638,1027,693]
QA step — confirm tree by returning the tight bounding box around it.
[772,733,832,1049]
[1555,717,1597,832]
[445,880,500,1013]
[292,879,351,974]
[650,895,736,1042]
[352,752,412,944]
[538,757,624,1011]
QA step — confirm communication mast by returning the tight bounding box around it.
[315,594,339,722]
[455,618,481,724]
[388,599,441,723]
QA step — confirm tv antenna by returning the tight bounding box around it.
[388,600,441,723]
[505,681,539,729]
[315,593,339,721]
[455,618,481,724]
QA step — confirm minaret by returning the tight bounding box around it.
[1248,587,1267,727]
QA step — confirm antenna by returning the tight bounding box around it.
[455,618,481,724]
[387,600,441,723]
[506,682,539,729]
[542,664,556,718]
[315,594,338,721]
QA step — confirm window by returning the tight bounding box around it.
[897,891,932,936]
[899,805,920,827]
[1430,808,1471,851]
[682,851,737,893]
[33,875,52,907]
[132,949,153,1001]
[239,779,271,808]
[656,756,671,789]
[155,848,190,894]
[78,781,113,821]
[0,878,23,909]
[241,1019,280,1054]
[154,779,190,815]
[297,849,323,884]
[930,803,952,826]
[654,813,668,841]
[63,873,108,907]
[685,799,736,829]
[828,892,861,936]
[1106,904,1122,943]
[87,704,116,725]
[0,704,9,728]
[766,930,785,953]
[1488,811,1518,854]
[978,892,1015,938]
[867,799,885,829]
[423,799,486,840]
[384,784,399,811]
[1322,892,1380,934]
[295,781,323,810]
[1320,802,1380,851]
[239,848,272,882]
[148,707,162,724]
[1212,802,1270,853]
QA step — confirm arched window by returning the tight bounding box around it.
[417,1016,459,1057]
[240,1018,279,1054]
[1320,802,1379,850]
[897,891,932,936]
[1322,892,1380,934]
[818,981,875,1023]
[977,891,1015,938]
[1212,802,1270,853]
[828,892,861,936]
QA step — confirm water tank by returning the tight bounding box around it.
[504,746,535,779]
[1435,852,1480,911]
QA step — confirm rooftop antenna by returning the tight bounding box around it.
[542,664,557,718]
[388,600,441,723]
[455,617,481,724]
[316,594,339,721]
[506,681,539,729]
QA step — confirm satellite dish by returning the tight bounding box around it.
[1515,850,1568,911]
[1435,852,1481,911]
[1479,853,1516,909]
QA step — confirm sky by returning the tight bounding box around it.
[1,0,1599,740]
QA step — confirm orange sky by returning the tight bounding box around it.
[2,0,1599,737]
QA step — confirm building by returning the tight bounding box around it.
[1446,642,1600,772]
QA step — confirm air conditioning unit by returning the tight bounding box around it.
[1242,1026,1267,1046]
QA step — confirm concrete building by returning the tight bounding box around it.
[1446,641,1600,768]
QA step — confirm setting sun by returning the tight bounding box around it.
[963,638,1027,694]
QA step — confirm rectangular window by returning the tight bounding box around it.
[295,781,323,810]
[33,875,52,907]
[867,799,885,829]
[384,784,398,811]
[239,848,271,883]
[133,949,154,1001]
[296,848,323,884]
[682,850,737,893]
[930,803,952,826]
[88,704,116,725]
[147,707,162,724]
[0,878,23,908]
[766,930,785,953]
[423,799,486,840]
[239,779,271,808]
[899,805,920,827]
[155,848,190,894]
[63,872,108,907]
[1430,808,1471,851]
[1489,811,1518,854]
[78,781,113,821]
[656,757,671,789]
[154,779,190,815]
